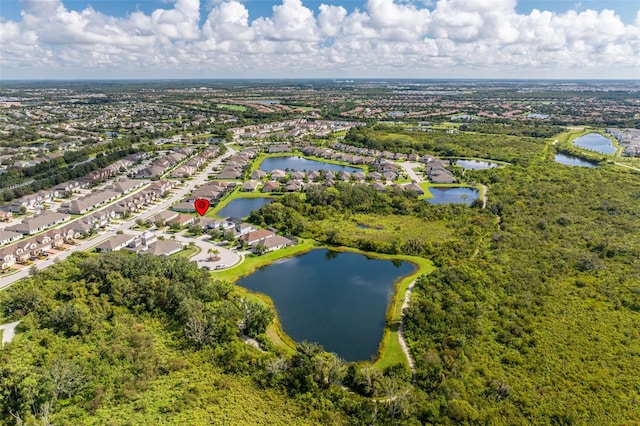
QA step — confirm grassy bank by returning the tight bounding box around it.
[215,239,435,368]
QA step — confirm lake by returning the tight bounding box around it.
[426,187,479,205]
[573,133,616,155]
[455,159,500,170]
[216,197,273,218]
[554,153,598,168]
[259,156,360,173]
[237,249,415,361]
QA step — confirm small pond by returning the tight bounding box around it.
[455,159,500,170]
[426,187,479,205]
[216,197,273,218]
[237,249,415,361]
[259,156,360,173]
[554,153,598,168]
[572,133,616,155]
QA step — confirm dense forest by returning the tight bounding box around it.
[1,126,639,424]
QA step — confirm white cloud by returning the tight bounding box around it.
[0,0,638,78]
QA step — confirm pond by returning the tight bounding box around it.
[237,249,415,361]
[573,133,616,155]
[425,187,479,205]
[554,153,598,168]
[455,159,500,170]
[259,156,360,173]
[216,197,273,218]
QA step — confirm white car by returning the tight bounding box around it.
[214,264,228,270]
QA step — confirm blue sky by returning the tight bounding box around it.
[1,0,638,79]
[1,0,638,23]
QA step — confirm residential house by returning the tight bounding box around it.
[241,180,260,192]
[240,229,275,245]
[403,183,424,195]
[0,231,22,246]
[270,169,286,179]
[146,240,183,256]
[167,214,195,228]
[262,181,280,193]
[172,201,197,213]
[66,190,119,214]
[251,169,267,179]
[110,178,144,195]
[95,234,138,253]
[6,211,71,235]
[260,235,294,252]
[151,210,178,225]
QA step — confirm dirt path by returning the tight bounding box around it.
[480,184,488,208]
[614,162,640,172]
[398,281,416,378]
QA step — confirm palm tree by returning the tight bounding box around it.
[208,248,220,261]
[460,193,468,205]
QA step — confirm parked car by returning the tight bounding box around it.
[215,264,228,270]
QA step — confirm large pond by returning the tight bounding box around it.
[455,159,500,170]
[237,249,415,361]
[216,197,273,218]
[573,133,616,155]
[426,187,479,205]
[259,156,360,173]
[554,153,598,168]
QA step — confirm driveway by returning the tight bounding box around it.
[399,161,424,183]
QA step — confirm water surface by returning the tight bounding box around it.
[259,156,360,173]
[554,153,598,168]
[426,187,479,205]
[216,197,273,218]
[573,133,616,155]
[237,249,414,361]
[455,159,500,170]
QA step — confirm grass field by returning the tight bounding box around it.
[216,103,247,112]
[375,255,434,370]
[318,213,453,248]
[174,245,200,258]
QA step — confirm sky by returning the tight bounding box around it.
[0,0,639,80]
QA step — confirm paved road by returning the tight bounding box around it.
[0,145,237,291]
[0,321,21,346]
[398,161,424,183]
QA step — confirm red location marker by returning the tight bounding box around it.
[194,199,210,216]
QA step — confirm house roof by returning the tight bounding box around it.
[146,240,183,256]
[241,229,275,244]
[95,234,136,251]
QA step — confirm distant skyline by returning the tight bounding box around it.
[1,0,639,80]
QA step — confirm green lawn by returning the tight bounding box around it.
[211,238,320,282]
[216,103,247,112]
[174,245,200,258]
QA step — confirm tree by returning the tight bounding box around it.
[208,248,220,261]
[188,224,204,236]
[253,243,268,255]
[237,298,274,338]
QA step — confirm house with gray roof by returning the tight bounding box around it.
[6,211,71,235]
[95,234,137,253]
